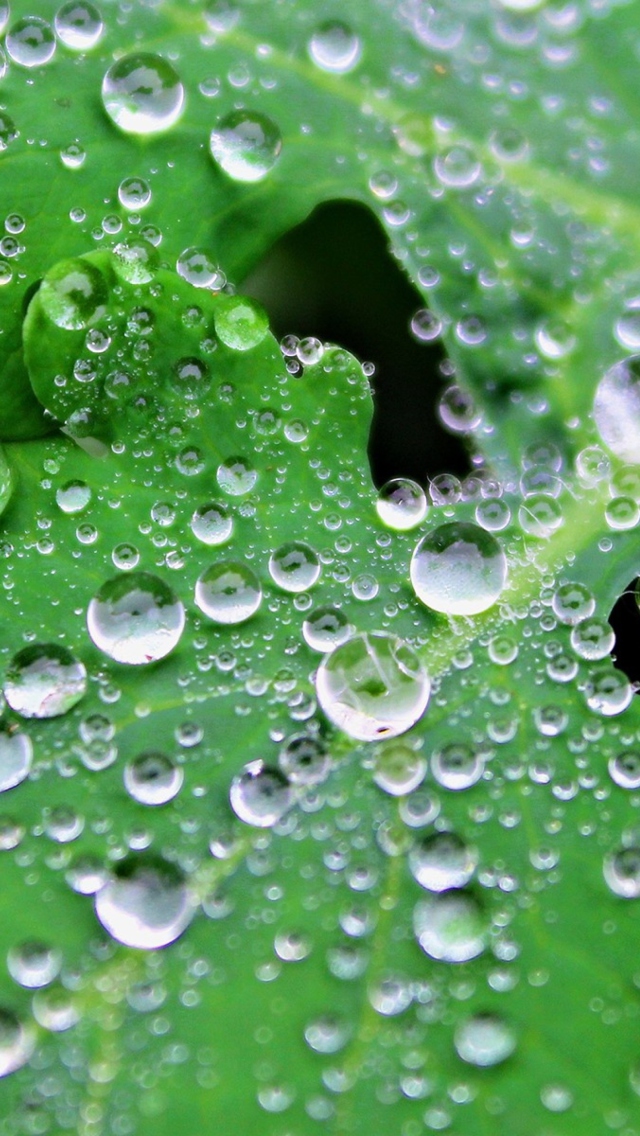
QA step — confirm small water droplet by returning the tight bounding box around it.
[124,752,183,805]
[608,750,640,790]
[118,176,152,210]
[102,53,185,135]
[56,479,91,514]
[269,542,320,593]
[190,501,233,546]
[409,832,477,891]
[376,479,427,531]
[431,743,484,790]
[279,734,330,786]
[0,729,32,792]
[454,1014,516,1066]
[87,572,185,665]
[0,113,18,153]
[112,238,158,284]
[372,743,427,796]
[54,2,103,50]
[209,110,281,182]
[176,246,226,289]
[0,1009,34,1077]
[229,759,293,827]
[594,355,640,464]
[7,942,61,989]
[6,16,56,67]
[308,21,361,73]
[217,456,257,496]
[302,606,351,652]
[414,891,486,962]
[214,295,268,350]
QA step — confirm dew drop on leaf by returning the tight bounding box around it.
[302,606,351,652]
[278,734,330,786]
[56,479,91,514]
[409,832,478,891]
[0,1010,34,1078]
[608,751,640,790]
[372,743,427,795]
[411,522,507,616]
[194,561,262,624]
[124,752,183,806]
[0,726,31,794]
[86,572,185,664]
[551,581,595,625]
[118,176,152,211]
[101,52,185,135]
[376,478,427,530]
[413,891,486,962]
[94,855,194,948]
[269,541,320,593]
[431,743,484,790]
[176,246,225,289]
[6,16,56,67]
[190,501,233,546]
[614,297,640,350]
[0,113,18,153]
[307,21,361,73]
[39,258,108,331]
[229,759,293,827]
[214,295,269,350]
[454,1014,516,1067]
[217,456,257,495]
[209,110,282,183]
[570,617,614,660]
[54,2,104,51]
[112,238,158,284]
[315,631,430,742]
[593,355,640,464]
[7,942,61,989]
[4,644,86,719]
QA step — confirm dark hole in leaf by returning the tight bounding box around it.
[242,200,470,488]
[609,580,640,686]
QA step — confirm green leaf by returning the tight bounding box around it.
[0,2,640,1135]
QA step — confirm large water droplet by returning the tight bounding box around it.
[56,479,92,514]
[594,356,640,464]
[87,572,185,665]
[195,561,262,624]
[6,16,56,67]
[409,832,477,891]
[229,759,293,827]
[7,942,61,989]
[4,644,86,719]
[603,846,640,898]
[0,728,32,791]
[124,752,183,806]
[414,891,486,962]
[190,501,233,546]
[315,631,430,742]
[608,750,640,790]
[217,456,257,496]
[209,110,282,182]
[269,542,321,593]
[54,2,104,50]
[101,53,185,135]
[94,856,194,948]
[214,295,269,350]
[454,1014,516,1066]
[308,21,361,72]
[411,522,507,616]
[302,606,351,652]
[39,258,108,331]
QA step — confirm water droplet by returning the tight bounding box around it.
[54,2,103,50]
[229,759,293,827]
[66,855,109,895]
[269,542,320,593]
[0,113,18,152]
[176,246,226,289]
[302,606,351,652]
[585,668,632,716]
[518,495,563,537]
[551,581,595,625]
[608,750,640,790]
[315,631,430,742]
[6,16,56,67]
[112,238,158,284]
[279,734,330,786]
[102,53,185,135]
[475,498,511,532]
[372,743,427,795]
[124,752,183,805]
[431,743,484,790]
[56,479,91,514]
[606,846,640,897]
[0,1010,34,1077]
[209,110,281,182]
[594,355,640,464]
[39,258,107,331]
[376,479,427,531]
[454,1014,516,1067]
[112,542,140,570]
[32,988,79,1033]
[296,337,324,366]
[195,561,262,624]
[118,176,152,210]
[170,355,210,400]
[409,832,477,891]
[605,496,639,530]
[190,501,233,546]
[540,1084,573,1113]
[615,298,640,350]
[7,942,61,989]
[274,929,311,962]
[214,295,268,350]
[570,617,614,661]
[217,456,257,496]
[0,728,32,792]
[4,644,86,719]
[410,308,442,342]
[87,572,185,665]
[305,1015,351,1054]
[308,21,361,73]
[414,891,486,962]
[434,145,481,188]
[411,522,507,616]
[94,855,194,949]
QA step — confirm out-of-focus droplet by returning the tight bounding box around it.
[4,644,86,719]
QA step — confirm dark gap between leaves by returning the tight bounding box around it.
[241,199,470,488]
[609,580,640,687]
